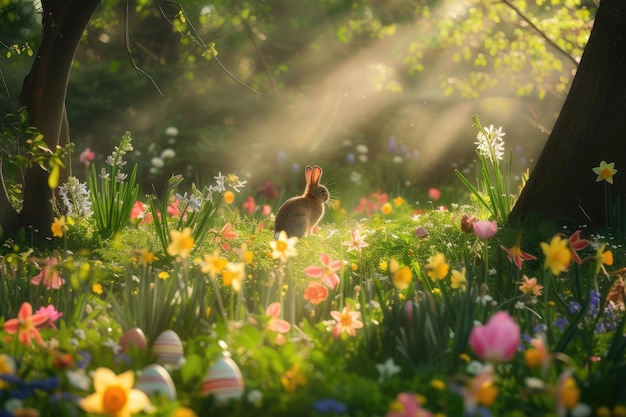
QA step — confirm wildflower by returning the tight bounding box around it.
[270,231,298,262]
[343,228,369,252]
[428,188,441,201]
[425,253,449,281]
[280,363,306,393]
[524,335,550,376]
[451,267,467,291]
[173,407,199,417]
[568,230,590,264]
[0,355,16,388]
[501,234,537,270]
[167,228,194,259]
[541,235,571,275]
[130,201,151,223]
[31,258,65,289]
[217,222,238,240]
[355,191,388,217]
[92,283,103,294]
[303,282,329,305]
[376,358,402,383]
[556,369,580,417]
[51,216,67,238]
[391,259,413,290]
[3,302,48,346]
[233,244,254,265]
[330,305,364,338]
[475,124,506,162]
[393,196,405,207]
[58,176,93,217]
[472,220,497,239]
[469,311,520,363]
[386,392,433,417]
[247,390,263,408]
[461,364,498,415]
[223,190,235,204]
[102,338,122,355]
[158,271,170,280]
[225,173,247,192]
[79,148,95,166]
[304,253,343,289]
[519,276,543,296]
[595,244,613,274]
[79,367,150,417]
[381,202,393,214]
[593,160,617,184]
[201,249,228,279]
[222,262,246,292]
[430,379,446,390]
[165,126,179,136]
[35,305,63,329]
[314,398,348,414]
[242,196,256,215]
[265,302,291,345]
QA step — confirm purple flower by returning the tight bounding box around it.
[314,398,348,413]
[554,317,569,331]
[388,136,397,153]
[568,301,582,314]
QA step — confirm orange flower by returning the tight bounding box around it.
[519,275,543,296]
[303,282,329,305]
[3,302,48,346]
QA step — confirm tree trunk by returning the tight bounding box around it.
[509,0,626,229]
[16,0,100,237]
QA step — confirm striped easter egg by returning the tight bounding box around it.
[201,357,244,404]
[135,364,177,401]
[152,330,184,366]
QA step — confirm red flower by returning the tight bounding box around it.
[3,302,48,346]
[568,230,590,264]
[243,196,256,215]
[303,282,329,305]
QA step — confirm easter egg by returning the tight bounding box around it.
[152,330,184,366]
[135,364,177,401]
[201,357,244,404]
[119,327,148,352]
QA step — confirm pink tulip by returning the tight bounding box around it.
[472,220,498,239]
[469,311,520,363]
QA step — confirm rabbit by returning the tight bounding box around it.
[274,165,330,238]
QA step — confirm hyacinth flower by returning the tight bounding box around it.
[3,302,49,346]
[501,233,537,270]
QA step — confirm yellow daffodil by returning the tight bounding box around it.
[222,262,246,292]
[270,231,298,262]
[280,363,306,393]
[390,259,412,290]
[540,235,571,276]
[79,367,150,417]
[51,216,67,238]
[425,253,450,281]
[593,160,618,184]
[167,227,194,259]
[451,267,467,291]
[595,244,613,274]
[202,249,228,279]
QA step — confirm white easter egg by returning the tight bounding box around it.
[119,327,148,352]
[135,364,177,401]
[152,330,184,366]
[201,357,244,404]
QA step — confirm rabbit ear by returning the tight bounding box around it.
[310,165,323,184]
[305,166,313,184]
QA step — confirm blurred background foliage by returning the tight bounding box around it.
[0,0,594,208]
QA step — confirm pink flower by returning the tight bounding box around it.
[472,220,498,239]
[35,305,63,330]
[303,282,329,305]
[31,258,65,289]
[304,253,343,289]
[354,191,388,217]
[219,223,238,240]
[79,148,95,167]
[568,230,590,264]
[3,302,49,346]
[386,392,433,417]
[501,233,537,270]
[428,188,441,201]
[259,181,279,199]
[343,229,369,253]
[469,311,520,363]
[242,196,256,215]
[265,302,291,345]
[330,305,363,338]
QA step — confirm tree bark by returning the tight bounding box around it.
[509,0,626,229]
[16,0,100,237]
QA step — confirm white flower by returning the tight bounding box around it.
[475,124,505,162]
[66,369,91,390]
[247,389,263,407]
[102,337,121,355]
[466,360,484,376]
[151,157,165,168]
[73,329,86,340]
[375,358,402,383]
[161,148,176,159]
[525,377,546,390]
[356,144,369,153]
[165,126,179,136]
[570,403,592,417]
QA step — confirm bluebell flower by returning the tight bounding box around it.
[387,136,397,153]
[554,317,569,331]
[314,398,348,413]
[596,322,606,334]
[568,301,582,314]
[76,350,91,369]
[588,290,601,317]
[533,323,547,334]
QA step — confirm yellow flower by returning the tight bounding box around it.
[476,380,498,407]
[223,190,235,204]
[519,275,543,296]
[393,196,405,207]
[459,353,471,363]
[540,235,571,276]
[390,259,412,290]
[79,367,150,417]
[431,288,442,296]
[51,216,67,238]
[281,363,306,393]
[379,260,388,271]
[270,231,298,262]
[558,375,580,411]
[430,379,446,390]
[595,244,613,274]
[173,407,199,417]
[158,271,170,280]
[167,228,195,259]
[222,262,246,292]
[92,283,103,295]
[202,249,228,279]
[451,267,467,291]
[425,253,449,281]
[593,160,617,184]
[381,202,393,215]
[0,355,15,388]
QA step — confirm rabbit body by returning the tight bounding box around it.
[274,165,329,238]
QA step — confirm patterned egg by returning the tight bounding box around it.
[152,330,184,366]
[201,357,244,404]
[119,327,148,352]
[135,364,177,401]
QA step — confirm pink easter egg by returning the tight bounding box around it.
[201,358,244,404]
[152,330,184,366]
[135,364,177,401]
[119,327,148,352]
